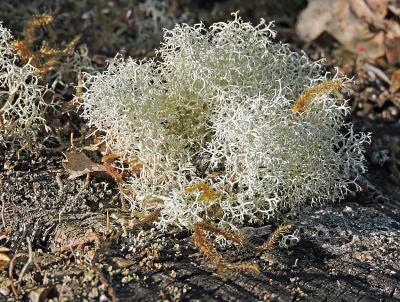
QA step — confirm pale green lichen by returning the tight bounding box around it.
[0,22,49,142]
[80,13,370,231]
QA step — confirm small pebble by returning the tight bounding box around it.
[0,287,10,296]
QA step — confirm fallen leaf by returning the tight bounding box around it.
[350,0,385,28]
[129,161,143,174]
[296,0,400,60]
[367,0,389,17]
[385,38,400,64]
[390,69,400,93]
[102,162,124,183]
[295,0,340,41]
[63,151,123,183]
[0,253,10,262]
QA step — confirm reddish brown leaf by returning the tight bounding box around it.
[63,151,123,183]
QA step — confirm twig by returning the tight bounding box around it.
[14,224,26,252]
[17,238,33,288]
[1,193,6,229]
[55,173,64,196]
[9,253,26,300]
[106,210,110,233]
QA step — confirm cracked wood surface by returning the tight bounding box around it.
[0,146,399,301]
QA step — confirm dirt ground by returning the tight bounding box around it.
[0,1,399,301]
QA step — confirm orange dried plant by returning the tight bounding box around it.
[11,14,80,76]
[261,224,292,250]
[193,222,260,274]
[185,181,221,203]
[291,80,344,113]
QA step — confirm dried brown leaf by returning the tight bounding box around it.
[296,0,399,60]
[101,153,120,163]
[385,38,400,64]
[63,151,123,183]
[389,4,400,16]
[295,0,338,41]
[366,0,389,17]
[390,70,400,93]
[350,0,385,28]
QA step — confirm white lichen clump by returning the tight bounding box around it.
[0,23,48,141]
[81,13,370,231]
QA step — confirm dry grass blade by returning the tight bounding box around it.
[9,252,26,300]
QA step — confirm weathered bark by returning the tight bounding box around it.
[0,146,399,302]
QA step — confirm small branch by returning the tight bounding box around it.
[1,193,6,229]
[9,252,26,300]
[17,238,33,288]
[17,238,33,284]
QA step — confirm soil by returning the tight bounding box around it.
[0,1,400,302]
